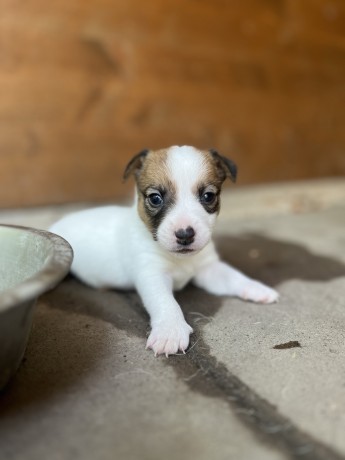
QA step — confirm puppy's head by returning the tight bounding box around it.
[124,146,237,255]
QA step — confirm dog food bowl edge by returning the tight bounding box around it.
[0,224,73,390]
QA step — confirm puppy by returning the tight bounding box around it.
[50,146,278,356]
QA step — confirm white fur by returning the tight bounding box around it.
[156,146,215,253]
[50,146,279,356]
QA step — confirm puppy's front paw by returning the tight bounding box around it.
[146,320,193,357]
[239,279,279,304]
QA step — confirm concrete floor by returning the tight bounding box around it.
[0,178,345,460]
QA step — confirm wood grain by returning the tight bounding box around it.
[1,0,344,207]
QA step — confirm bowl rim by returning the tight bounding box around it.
[0,224,73,312]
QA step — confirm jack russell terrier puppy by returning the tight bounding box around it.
[50,146,278,356]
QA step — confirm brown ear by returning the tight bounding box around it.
[209,149,237,183]
[123,149,150,181]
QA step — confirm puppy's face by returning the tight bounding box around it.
[124,146,237,255]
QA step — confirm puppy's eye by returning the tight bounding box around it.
[202,192,216,205]
[148,193,163,207]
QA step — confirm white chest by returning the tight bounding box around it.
[168,258,198,291]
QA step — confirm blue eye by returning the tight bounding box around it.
[148,193,163,207]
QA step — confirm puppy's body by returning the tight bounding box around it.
[51,146,278,356]
[52,204,216,292]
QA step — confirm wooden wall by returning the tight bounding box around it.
[1,0,345,207]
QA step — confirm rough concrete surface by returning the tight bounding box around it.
[0,179,345,460]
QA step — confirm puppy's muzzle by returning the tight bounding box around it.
[175,227,195,246]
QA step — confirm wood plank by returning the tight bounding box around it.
[0,0,344,207]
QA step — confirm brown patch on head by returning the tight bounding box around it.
[193,149,238,214]
[135,149,171,192]
[124,149,177,238]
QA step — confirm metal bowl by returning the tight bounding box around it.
[0,225,73,390]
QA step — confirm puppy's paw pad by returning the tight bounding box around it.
[240,280,279,304]
[146,322,193,357]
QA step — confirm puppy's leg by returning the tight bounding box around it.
[193,260,279,304]
[135,274,193,356]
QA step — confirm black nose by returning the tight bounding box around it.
[175,226,195,246]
